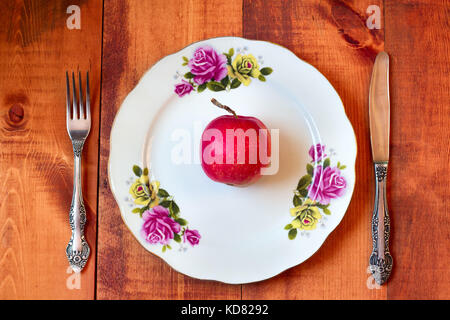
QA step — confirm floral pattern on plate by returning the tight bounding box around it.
[174,46,273,97]
[285,144,347,240]
[129,165,201,251]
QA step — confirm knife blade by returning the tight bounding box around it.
[368,51,393,285]
[369,51,390,162]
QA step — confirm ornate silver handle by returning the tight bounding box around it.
[66,140,90,272]
[369,162,393,285]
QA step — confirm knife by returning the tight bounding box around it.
[368,51,393,285]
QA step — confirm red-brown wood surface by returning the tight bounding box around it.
[0,0,448,299]
[385,0,450,300]
[0,0,102,299]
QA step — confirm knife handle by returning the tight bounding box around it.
[369,162,393,285]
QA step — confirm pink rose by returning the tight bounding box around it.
[183,228,201,247]
[309,144,327,162]
[308,166,346,205]
[174,79,193,97]
[141,206,181,245]
[188,46,228,85]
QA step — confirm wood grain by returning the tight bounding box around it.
[97,0,243,299]
[385,0,450,300]
[0,0,448,300]
[241,0,386,299]
[0,0,102,299]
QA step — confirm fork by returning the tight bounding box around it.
[65,71,91,272]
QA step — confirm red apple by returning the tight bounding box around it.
[200,99,271,186]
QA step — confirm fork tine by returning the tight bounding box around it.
[86,71,91,120]
[78,71,84,119]
[66,71,71,120]
[72,72,78,119]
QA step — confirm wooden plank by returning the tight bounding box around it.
[241,0,386,299]
[385,0,450,300]
[97,0,243,299]
[0,0,102,299]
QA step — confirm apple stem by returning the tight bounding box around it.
[211,98,238,118]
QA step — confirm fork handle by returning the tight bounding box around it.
[369,162,393,285]
[66,140,90,272]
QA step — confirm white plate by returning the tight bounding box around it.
[109,37,356,284]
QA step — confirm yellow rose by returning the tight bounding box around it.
[290,199,322,230]
[228,54,261,86]
[129,180,150,206]
[129,179,160,207]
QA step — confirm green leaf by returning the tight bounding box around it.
[284,223,293,230]
[221,76,229,87]
[228,48,234,57]
[174,233,182,243]
[182,62,188,66]
[168,201,180,217]
[197,83,207,93]
[323,158,331,168]
[139,206,148,215]
[323,208,331,215]
[230,78,241,89]
[171,201,180,215]
[340,165,346,170]
[337,161,341,168]
[166,245,172,250]
[132,165,142,177]
[143,167,149,176]
[307,163,314,176]
[160,200,171,208]
[206,81,225,91]
[297,174,312,190]
[299,189,308,197]
[132,208,140,214]
[260,67,273,75]
[293,195,303,207]
[184,72,194,79]
[258,75,266,82]
[182,56,189,63]
[169,202,174,216]
[175,218,188,226]
[288,228,298,240]
[162,245,166,252]
[157,188,170,198]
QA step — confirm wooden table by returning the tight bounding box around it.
[0,0,448,300]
